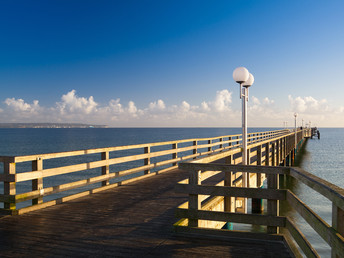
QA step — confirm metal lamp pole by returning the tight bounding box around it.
[233,67,254,213]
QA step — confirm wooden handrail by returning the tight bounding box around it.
[174,161,344,257]
[0,128,309,216]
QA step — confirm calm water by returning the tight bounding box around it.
[0,127,342,257]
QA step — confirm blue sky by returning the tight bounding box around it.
[1,0,344,127]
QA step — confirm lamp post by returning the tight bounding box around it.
[233,67,254,213]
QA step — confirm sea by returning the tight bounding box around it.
[0,127,343,257]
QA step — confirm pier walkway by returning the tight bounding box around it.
[1,128,343,257]
[0,166,291,257]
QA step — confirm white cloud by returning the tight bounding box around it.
[5,98,40,113]
[212,89,232,112]
[1,90,343,127]
[263,97,274,105]
[57,90,98,115]
[108,99,124,113]
[201,101,210,111]
[148,99,165,110]
[288,95,328,114]
[127,101,138,115]
[251,96,260,105]
[180,101,190,112]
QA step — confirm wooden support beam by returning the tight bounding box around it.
[4,162,16,210]
[208,140,212,152]
[224,155,234,213]
[144,146,150,174]
[267,161,279,234]
[101,151,110,186]
[332,204,344,258]
[189,169,201,227]
[286,218,319,258]
[193,140,197,159]
[32,158,43,205]
[252,145,263,214]
[176,208,286,227]
[265,142,270,166]
[172,143,178,166]
[287,191,344,257]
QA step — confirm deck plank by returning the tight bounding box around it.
[0,168,292,257]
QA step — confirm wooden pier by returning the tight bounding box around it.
[0,128,343,257]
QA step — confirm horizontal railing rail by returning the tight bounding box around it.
[174,163,344,257]
[0,128,308,215]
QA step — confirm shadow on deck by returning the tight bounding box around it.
[0,168,292,257]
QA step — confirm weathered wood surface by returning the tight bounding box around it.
[0,168,292,257]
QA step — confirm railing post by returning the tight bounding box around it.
[224,155,235,213]
[280,139,283,164]
[193,140,197,159]
[271,142,276,166]
[276,140,280,165]
[4,162,16,210]
[208,139,212,152]
[265,142,270,166]
[332,204,344,258]
[189,169,201,227]
[172,143,178,166]
[32,158,43,205]
[267,168,279,234]
[246,148,251,190]
[228,136,232,149]
[252,145,263,213]
[144,146,150,174]
[283,137,287,166]
[219,137,223,150]
[101,151,110,186]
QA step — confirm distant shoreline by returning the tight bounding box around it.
[0,123,108,128]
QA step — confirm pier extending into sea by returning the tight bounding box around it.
[0,128,343,257]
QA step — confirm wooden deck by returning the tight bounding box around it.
[0,167,292,257]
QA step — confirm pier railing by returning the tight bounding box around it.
[0,128,303,215]
[174,164,344,257]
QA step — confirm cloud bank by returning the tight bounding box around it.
[1,90,342,127]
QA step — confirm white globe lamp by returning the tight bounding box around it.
[233,67,249,83]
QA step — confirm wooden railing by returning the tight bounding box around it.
[0,129,302,215]
[174,163,344,258]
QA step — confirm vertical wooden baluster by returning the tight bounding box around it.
[272,142,276,166]
[276,140,280,166]
[280,139,283,164]
[252,145,263,213]
[172,143,177,166]
[247,148,250,188]
[208,139,212,152]
[101,151,109,186]
[265,142,269,166]
[228,136,232,149]
[267,168,279,234]
[189,169,201,227]
[283,137,287,166]
[32,158,43,205]
[332,204,344,258]
[219,137,223,150]
[4,161,16,210]
[224,155,234,213]
[144,146,150,174]
[193,140,197,159]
